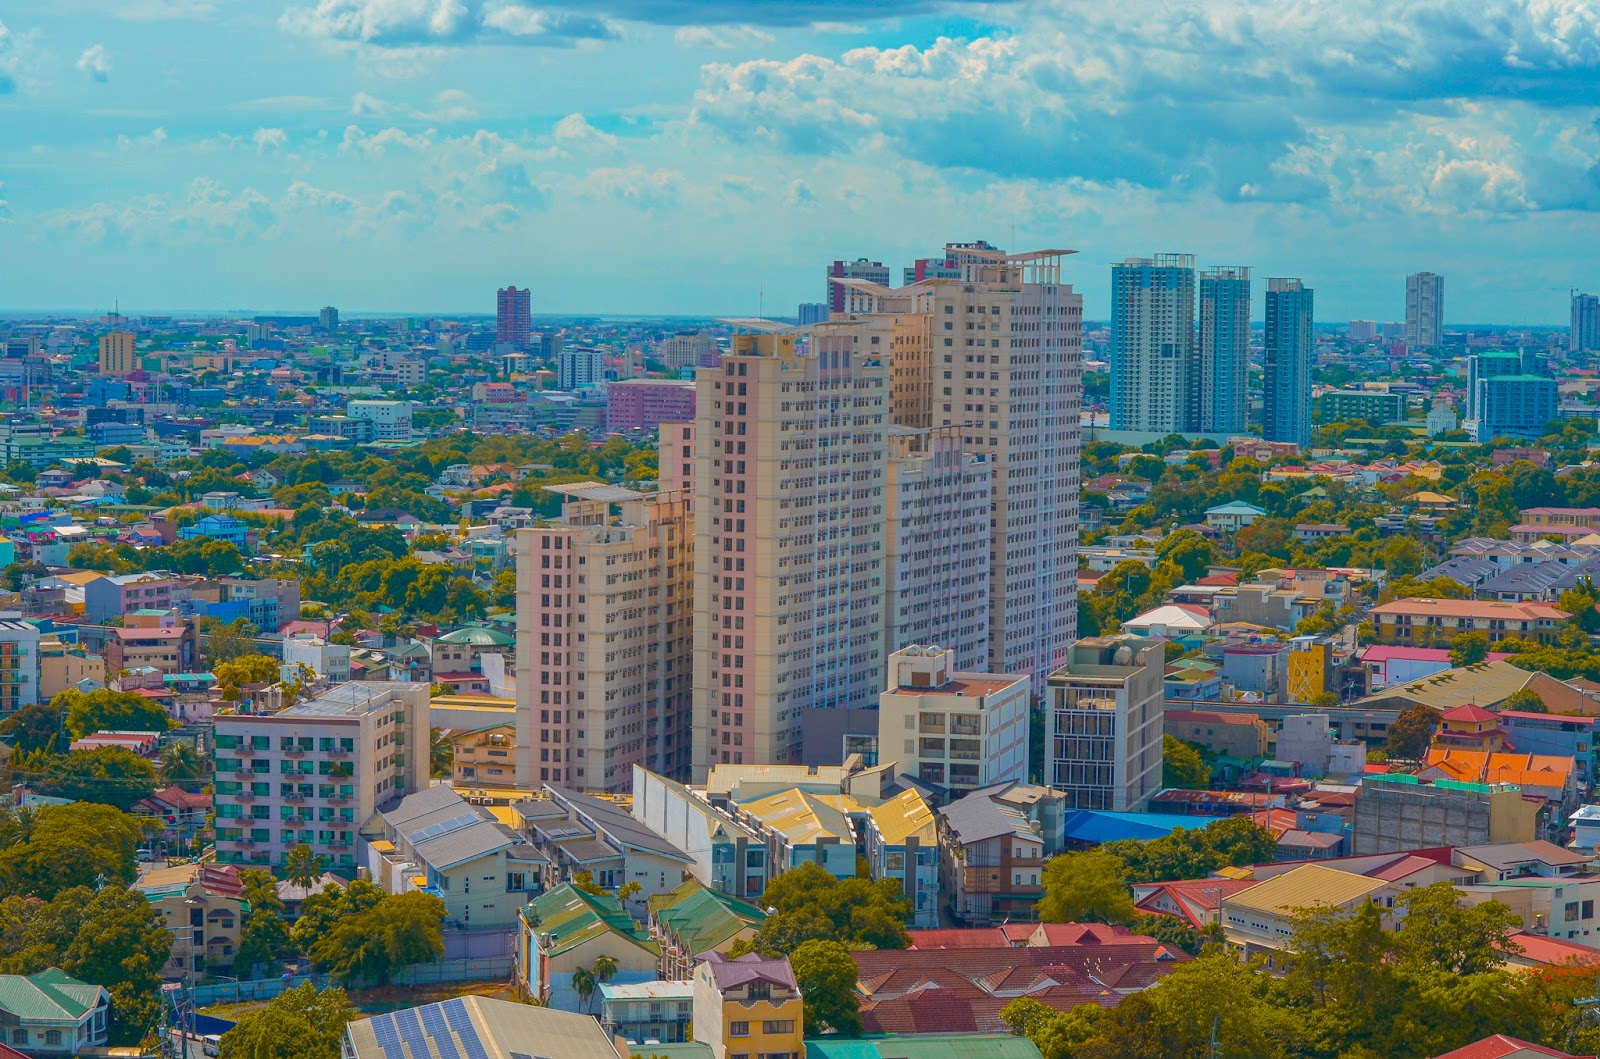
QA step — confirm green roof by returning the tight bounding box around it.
[0,968,104,1021]
[648,881,766,956]
[525,884,657,958]
[806,1037,1044,1059]
[436,626,514,647]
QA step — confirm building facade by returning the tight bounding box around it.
[1318,389,1406,425]
[517,484,694,791]
[1110,254,1197,433]
[607,379,697,433]
[1262,277,1314,448]
[497,285,532,349]
[827,258,891,313]
[876,645,1029,793]
[558,346,606,390]
[1198,266,1251,434]
[884,426,991,668]
[346,400,412,442]
[1405,271,1445,349]
[1474,374,1558,443]
[1045,635,1165,812]
[99,331,136,377]
[1573,292,1600,353]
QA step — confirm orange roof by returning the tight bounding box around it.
[1442,704,1500,724]
[1422,748,1574,788]
[1370,598,1568,621]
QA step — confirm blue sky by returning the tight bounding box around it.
[2,0,1600,321]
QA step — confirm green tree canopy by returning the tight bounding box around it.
[745,862,913,954]
[1501,689,1547,714]
[0,802,142,898]
[1386,704,1442,760]
[789,939,862,1037]
[307,890,445,987]
[220,982,357,1059]
[56,688,171,740]
[12,746,157,811]
[0,703,64,754]
[1161,735,1211,790]
[1036,849,1137,925]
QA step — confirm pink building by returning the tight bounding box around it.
[606,379,697,432]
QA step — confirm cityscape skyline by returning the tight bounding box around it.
[4,2,1600,320]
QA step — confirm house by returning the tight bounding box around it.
[734,788,856,879]
[1131,877,1261,927]
[1432,1036,1593,1059]
[519,784,695,902]
[447,723,518,789]
[0,969,109,1055]
[345,997,627,1059]
[133,862,246,980]
[863,788,941,928]
[1432,704,1509,752]
[1205,501,1266,531]
[517,883,660,1009]
[1121,603,1210,639]
[630,766,771,901]
[1164,709,1270,760]
[177,514,250,550]
[939,782,1066,926]
[1219,863,1396,960]
[693,952,805,1059]
[648,881,767,981]
[131,786,211,833]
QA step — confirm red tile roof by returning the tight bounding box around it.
[907,928,1011,950]
[1432,1035,1591,1059]
[1442,704,1500,723]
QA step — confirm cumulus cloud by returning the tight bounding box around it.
[76,43,112,82]
[586,165,682,210]
[281,0,616,49]
[52,178,273,243]
[254,127,289,153]
[116,127,169,150]
[673,25,774,49]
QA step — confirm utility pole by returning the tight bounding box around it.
[1209,1015,1222,1059]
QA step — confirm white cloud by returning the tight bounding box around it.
[116,127,169,150]
[52,178,274,243]
[76,43,112,82]
[585,165,682,210]
[0,181,10,221]
[254,127,289,153]
[418,88,477,121]
[351,91,389,116]
[673,24,774,49]
[281,0,616,51]
[553,112,617,147]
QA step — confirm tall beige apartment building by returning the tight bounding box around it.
[885,425,990,668]
[99,331,137,376]
[831,246,1084,685]
[515,483,694,791]
[688,332,887,778]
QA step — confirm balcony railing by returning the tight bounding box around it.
[284,793,306,803]
[328,748,349,758]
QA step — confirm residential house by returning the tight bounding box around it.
[862,788,940,928]
[734,789,856,880]
[938,782,1066,926]
[448,723,518,789]
[519,784,696,902]
[1368,598,1568,646]
[344,997,627,1059]
[692,953,805,1059]
[0,970,108,1056]
[1220,863,1398,961]
[648,882,766,982]
[517,883,660,1009]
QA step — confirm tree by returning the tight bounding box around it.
[789,939,862,1036]
[291,879,385,958]
[201,617,260,668]
[0,703,63,754]
[1391,882,1523,977]
[571,965,597,1011]
[15,746,157,811]
[1386,704,1442,760]
[1036,849,1136,924]
[1162,735,1210,790]
[220,982,357,1059]
[0,802,141,898]
[59,886,173,1045]
[214,654,282,700]
[746,863,912,954]
[56,688,171,740]
[430,727,455,779]
[1101,817,1276,884]
[159,741,205,787]
[1001,997,1106,1059]
[307,890,445,986]
[283,843,323,889]
[235,870,292,978]
[1448,631,1489,667]
[1502,689,1547,714]
[1132,914,1225,956]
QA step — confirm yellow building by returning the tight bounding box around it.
[39,635,104,700]
[693,951,805,1059]
[448,722,518,789]
[100,331,137,376]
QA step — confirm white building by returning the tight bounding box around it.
[281,634,352,683]
[1110,254,1198,433]
[558,346,606,390]
[884,426,991,669]
[1045,636,1165,812]
[1405,271,1445,350]
[876,645,1028,793]
[211,681,430,873]
[346,400,413,442]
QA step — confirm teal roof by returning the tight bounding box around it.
[525,884,656,959]
[436,627,514,647]
[1206,501,1267,515]
[807,1037,1043,1059]
[648,882,766,956]
[0,968,105,1021]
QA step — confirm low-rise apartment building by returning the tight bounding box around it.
[876,645,1029,794]
[134,862,247,980]
[1045,636,1165,812]
[212,681,430,872]
[939,782,1066,926]
[1368,598,1568,646]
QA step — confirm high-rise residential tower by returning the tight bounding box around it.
[1262,277,1314,448]
[558,346,606,390]
[1572,292,1600,352]
[1110,255,1197,433]
[497,285,532,349]
[99,331,136,377]
[1198,266,1251,434]
[1405,272,1444,350]
[826,258,890,314]
[516,485,694,791]
[689,332,888,779]
[319,306,339,331]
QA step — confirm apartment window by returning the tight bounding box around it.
[763,1022,795,1035]
[730,1023,750,1038]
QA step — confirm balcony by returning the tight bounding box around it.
[328,748,349,759]
[230,769,253,779]
[236,747,255,757]
[285,748,307,758]
[284,793,306,803]
[329,795,350,805]
[329,842,349,852]
[237,792,255,803]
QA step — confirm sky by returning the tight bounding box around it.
[2,1,1600,322]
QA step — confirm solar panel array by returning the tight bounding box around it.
[420,1002,461,1059]
[366,999,492,1059]
[413,812,481,843]
[443,997,490,1059]
[368,1013,406,1059]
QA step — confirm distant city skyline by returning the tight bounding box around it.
[2,2,1598,321]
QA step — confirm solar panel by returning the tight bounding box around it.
[421,1003,461,1059]
[369,1014,407,1059]
[414,812,481,842]
[442,998,489,1059]
[395,1007,426,1050]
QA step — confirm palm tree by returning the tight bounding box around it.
[430,727,455,780]
[160,742,205,788]
[592,955,618,988]
[283,843,321,889]
[571,966,597,1012]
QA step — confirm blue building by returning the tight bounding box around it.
[1263,277,1314,447]
[1199,266,1251,434]
[85,377,130,408]
[1500,710,1596,782]
[1473,372,1558,442]
[178,514,250,550]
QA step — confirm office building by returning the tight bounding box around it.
[833,245,1082,686]
[496,285,532,349]
[1318,389,1406,425]
[1347,320,1378,342]
[1198,266,1251,433]
[826,257,890,314]
[884,426,990,667]
[1262,277,1314,448]
[319,305,339,330]
[1405,271,1445,350]
[1110,254,1197,432]
[99,331,137,377]
[688,332,887,778]
[1572,292,1600,352]
[797,302,828,326]
[658,331,716,370]
[558,345,606,390]
[607,379,697,432]
[1474,374,1559,442]
[517,484,694,790]
[876,644,1029,792]
[345,399,412,442]
[1045,635,1165,812]
[902,240,1002,285]
[211,681,431,872]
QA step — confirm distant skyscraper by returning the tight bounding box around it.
[826,258,889,314]
[1198,266,1250,434]
[902,240,1001,285]
[1405,272,1444,350]
[319,306,339,331]
[1263,277,1314,448]
[496,286,532,349]
[99,331,136,377]
[1572,292,1600,352]
[1110,254,1197,433]
[797,302,828,326]
[1469,350,1554,441]
[1347,320,1378,342]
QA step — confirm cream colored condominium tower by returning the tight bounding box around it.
[688,331,888,779]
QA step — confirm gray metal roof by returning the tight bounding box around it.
[939,786,1039,845]
[285,681,414,718]
[545,785,694,862]
[347,995,622,1059]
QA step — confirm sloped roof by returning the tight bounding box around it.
[651,882,765,957]
[526,883,656,958]
[701,950,799,991]
[740,788,853,845]
[1221,863,1383,916]
[0,968,105,1021]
